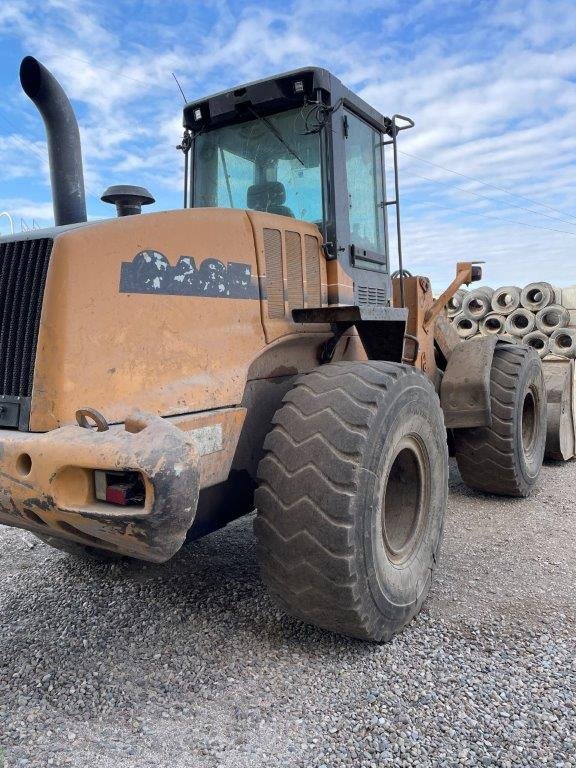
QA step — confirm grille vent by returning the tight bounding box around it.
[0,238,53,398]
[285,231,303,309]
[263,228,285,318]
[357,285,387,306]
[263,228,322,319]
[304,235,321,306]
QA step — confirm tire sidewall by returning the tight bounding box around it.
[513,353,546,485]
[354,376,448,625]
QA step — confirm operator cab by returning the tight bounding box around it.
[183,68,413,306]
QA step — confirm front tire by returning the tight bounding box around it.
[453,344,546,497]
[254,361,448,642]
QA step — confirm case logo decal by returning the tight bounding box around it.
[120,250,260,299]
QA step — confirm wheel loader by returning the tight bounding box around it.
[0,57,547,641]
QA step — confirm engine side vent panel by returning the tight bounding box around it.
[263,228,285,318]
[0,238,53,398]
[285,230,304,310]
[304,235,321,307]
[357,285,387,306]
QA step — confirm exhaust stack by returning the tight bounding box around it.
[19,56,87,226]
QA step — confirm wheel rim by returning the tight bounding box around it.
[521,388,537,455]
[381,436,429,565]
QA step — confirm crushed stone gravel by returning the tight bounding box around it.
[1,459,575,767]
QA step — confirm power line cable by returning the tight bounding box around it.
[0,112,52,164]
[0,111,103,203]
[48,53,170,91]
[405,169,576,228]
[399,149,576,223]
[420,199,576,236]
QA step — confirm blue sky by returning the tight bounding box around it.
[1,0,575,289]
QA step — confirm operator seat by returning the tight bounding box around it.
[246,181,294,218]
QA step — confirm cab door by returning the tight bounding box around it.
[340,109,392,306]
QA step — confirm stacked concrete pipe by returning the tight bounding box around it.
[449,280,576,360]
[535,305,570,335]
[461,286,494,322]
[447,287,468,318]
[479,313,506,336]
[505,308,536,337]
[454,315,478,339]
[550,328,576,358]
[523,331,550,358]
[491,286,521,316]
[520,282,556,312]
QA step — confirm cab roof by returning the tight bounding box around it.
[183,66,389,134]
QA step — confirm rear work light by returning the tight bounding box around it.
[94,470,145,507]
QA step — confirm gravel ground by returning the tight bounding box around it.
[1,459,575,768]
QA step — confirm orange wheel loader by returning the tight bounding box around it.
[0,58,546,641]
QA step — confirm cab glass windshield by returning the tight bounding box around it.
[192,107,324,225]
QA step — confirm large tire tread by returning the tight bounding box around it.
[255,360,443,641]
[454,345,545,497]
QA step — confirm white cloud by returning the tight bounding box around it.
[0,197,54,233]
[0,0,574,288]
[0,134,49,180]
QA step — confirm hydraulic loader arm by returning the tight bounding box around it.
[392,261,482,380]
[423,262,482,332]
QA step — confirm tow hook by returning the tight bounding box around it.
[76,407,109,432]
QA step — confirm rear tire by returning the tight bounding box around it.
[453,344,546,497]
[254,361,448,642]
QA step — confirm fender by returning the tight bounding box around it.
[440,337,511,429]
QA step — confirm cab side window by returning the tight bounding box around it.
[343,110,385,256]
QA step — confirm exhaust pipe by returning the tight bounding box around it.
[19,56,87,226]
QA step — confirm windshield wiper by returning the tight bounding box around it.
[248,107,305,167]
[219,148,234,206]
